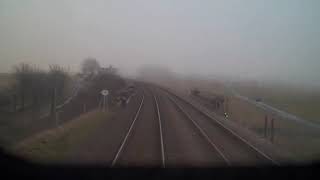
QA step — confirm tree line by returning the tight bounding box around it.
[4,63,70,112]
[0,57,125,114]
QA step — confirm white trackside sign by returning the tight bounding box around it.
[100,89,109,112]
[101,89,109,96]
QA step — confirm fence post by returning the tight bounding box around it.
[225,97,228,114]
[103,95,105,112]
[55,110,59,128]
[51,88,57,120]
[264,115,268,138]
[106,95,108,112]
[271,118,274,143]
[12,94,17,112]
[83,103,86,113]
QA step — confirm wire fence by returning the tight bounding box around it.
[223,93,320,161]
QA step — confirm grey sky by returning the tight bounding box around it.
[0,0,319,87]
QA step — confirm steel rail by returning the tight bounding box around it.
[166,93,231,166]
[153,93,166,168]
[111,94,145,167]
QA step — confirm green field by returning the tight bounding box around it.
[232,82,320,123]
[224,81,320,160]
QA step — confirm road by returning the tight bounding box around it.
[69,82,279,167]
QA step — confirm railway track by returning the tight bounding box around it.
[158,86,279,166]
[110,84,278,167]
[165,93,231,166]
[111,93,145,167]
[111,88,165,167]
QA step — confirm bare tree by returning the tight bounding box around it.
[48,64,69,115]
[11,63,71,116]
[29,67,48,107]
[13,63,34,110]
[48,65,69,94]
[81,57,100,76]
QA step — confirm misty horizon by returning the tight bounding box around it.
[1,0,319,88]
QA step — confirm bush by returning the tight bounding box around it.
[191,88,200,96]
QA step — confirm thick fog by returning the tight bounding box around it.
[1,0,319,88]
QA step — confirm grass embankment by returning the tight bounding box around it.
[10,110,112,163]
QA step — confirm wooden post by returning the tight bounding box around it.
[12,94,17,112]
[21,90,25,111]
[51,88,57,120]
[224,97,227,113]
[106,95,108,112]
[103,95,105,112]
[83,103,86,113]
[271,118,274,143]
[264,115,268,138]
[56,111,59,128]
[98,97,102,110]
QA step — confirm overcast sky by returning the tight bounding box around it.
[0,0,319,87]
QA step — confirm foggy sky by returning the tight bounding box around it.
[0,0,319,87]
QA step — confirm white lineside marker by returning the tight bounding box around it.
[101,89,109,96]
[101,89,109,112]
